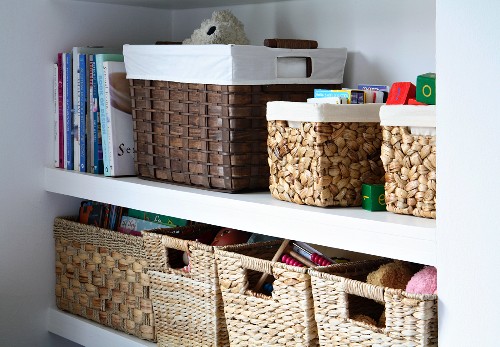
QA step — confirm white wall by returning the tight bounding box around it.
[0,1,170,346]
[437,1,500,346]
[172,0,435,89]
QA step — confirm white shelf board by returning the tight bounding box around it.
[48,308,155,347]
[69,0,294,9]
[45,167,436,265]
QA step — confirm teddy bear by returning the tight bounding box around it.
[183,9,249,45]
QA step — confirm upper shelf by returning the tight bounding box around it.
[70,0,294,9]
[44,168,436,265]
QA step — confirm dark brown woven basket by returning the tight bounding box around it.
[129,81,340,192]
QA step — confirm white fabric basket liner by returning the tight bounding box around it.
[123,44,347,85]
[379,105,436,136]
[266,101,383,124]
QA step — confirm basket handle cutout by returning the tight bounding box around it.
[342,278,387,331]
[276,57,312,78]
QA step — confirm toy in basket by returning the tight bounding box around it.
[266,101,385,207]
[123,42,347,192]
[309,259,438,347]
[380,105,436,218]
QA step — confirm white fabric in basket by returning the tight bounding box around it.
[266,101,383,124]
[379,105,436,136]
[123,44,347,86]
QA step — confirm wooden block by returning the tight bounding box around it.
[408,98,427,105]
[362,184,386,211]
[386,82,416,105]
[416,72,436,105]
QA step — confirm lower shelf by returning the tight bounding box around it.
[48,308,155,347]
[44,167,436,265]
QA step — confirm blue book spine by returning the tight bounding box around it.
[96,55,110,176]
[65,53,73,170]
[89,55,103,174]
[314,89,350,99]
[79,54,87,172]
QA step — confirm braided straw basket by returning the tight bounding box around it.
[381,125,436,218]
[142,226,229,347]
[267,102,385,207]
[309,260,438,347]
[215,240,319,346]
[54,217,155,341]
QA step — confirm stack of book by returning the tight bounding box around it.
[53,46,135,177]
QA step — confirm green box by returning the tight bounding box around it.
[361,184,386,211]
[416,72,436,105]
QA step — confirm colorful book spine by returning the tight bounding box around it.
[78,53,87,172]
[127,208,188,227]
[57,53,64,168]
[63,52,73,170]
[89,55,101,174]
[118,215,170,236]
[96,53,124,177]
[53,63,59,168]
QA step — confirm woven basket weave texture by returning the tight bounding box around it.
[54,217,155,341]
[309,260,438,347]
[142,227,229,347]
[215,241,319,346]
[381,126,436,218]
[129,81,339,192]
[268,120,384,207]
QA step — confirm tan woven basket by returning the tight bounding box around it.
[309,260,438,347]
[54,217,155,341]
[381,126,436,218]
[215,240,319,346]
[142,226,229,347]
[268,120,384,207]
[129,81,340,192]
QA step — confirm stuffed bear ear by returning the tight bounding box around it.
[206,25,217,36]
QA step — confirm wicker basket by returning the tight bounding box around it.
[380,105,437,218]
[215,240,319,346]
[309,260,438,347]
[267,102,385,207]
[381,126,436,219]
[54,217,155,341]
[129,81,341,192]
[142,226,229,347]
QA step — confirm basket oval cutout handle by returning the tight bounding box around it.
[277,57,312,78]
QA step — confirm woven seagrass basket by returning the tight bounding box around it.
[215,240,319,347]
[381,126,436,218]
[129,81,340,192]
[142,227,229,347]
[267,118,385,207]
[309,260,438,347]
[54,217,155,341]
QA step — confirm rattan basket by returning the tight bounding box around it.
[129,82,340,192]
[142,227,229,347]
[54,216,155,341]
[309,260,438,347]
[266,102,385,207]
[381,125,436,219]
[215,240,319,346]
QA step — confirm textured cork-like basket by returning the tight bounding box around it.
[309,260,438,347]
[142,226,230,347]
[268,120,384,207]
[54,217,155,341]
[215,241,319,347]
[381,126,436,218]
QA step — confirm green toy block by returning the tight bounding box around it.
[361,184,386,211]
[416,72,436,105]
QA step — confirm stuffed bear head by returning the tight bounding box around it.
[183,9,250,45]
